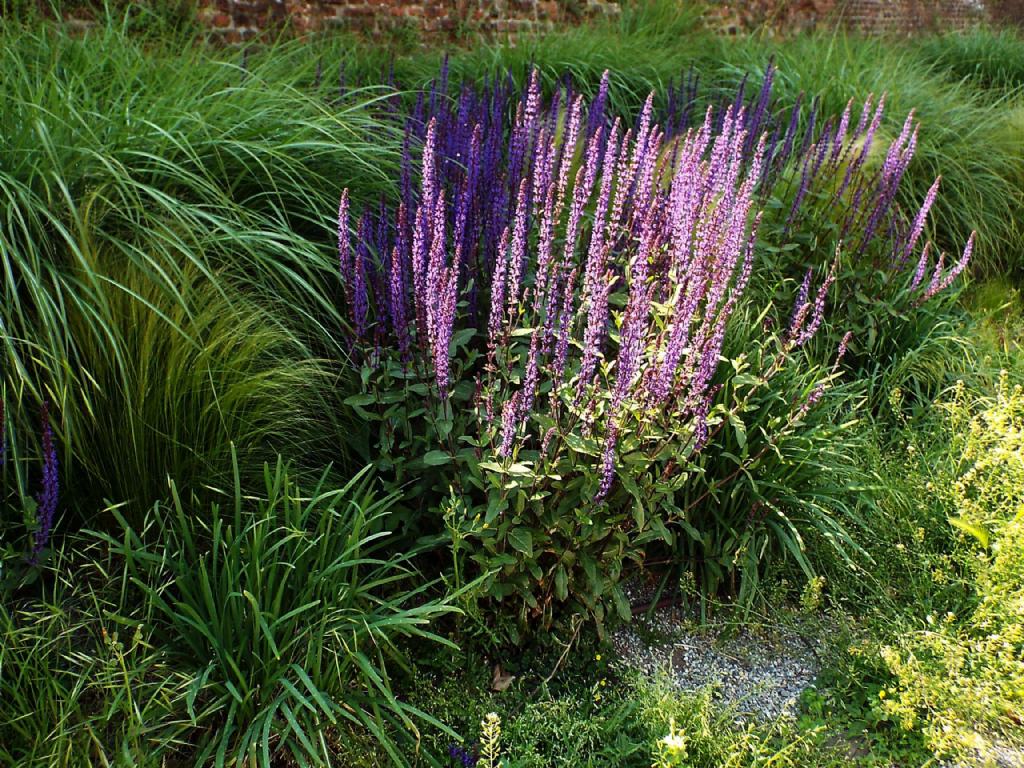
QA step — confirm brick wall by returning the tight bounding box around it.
[197,0,618,41]
[707,0,992,34]
[838,0,989,33]
[195,0,1008,41]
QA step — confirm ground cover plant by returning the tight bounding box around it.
[2,458,459,766]
[1,4,1023,767]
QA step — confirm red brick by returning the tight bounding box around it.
[194,0,998,41]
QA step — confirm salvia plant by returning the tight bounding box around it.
[0,397,60,581]
[334,66,973,637]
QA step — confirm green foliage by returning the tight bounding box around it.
[2,461,461,766]
[914,28,1024,95]
[349,294,861,641]
[3,11,1023,767]
[804,369,1024,764]
[873,373,1024,759]
[410,662,845,768]
[0,535,191,766]
[101,457,459,766]
[680,325,866,608]
[0,21,400,517]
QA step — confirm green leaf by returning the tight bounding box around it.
[451,328,476,349]
[612,585,631,621]
[563,431,599,457]
[949,516,990,548]
[632,502,646,530]
[728,411,747,451]
[435,418,453,441]
[508,528,534,558]
[343,393,378,406]
[554,566,569,601]
[422,450,452,466]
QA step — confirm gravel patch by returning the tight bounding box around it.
[611,600,821,722]
[941,743,1024,768]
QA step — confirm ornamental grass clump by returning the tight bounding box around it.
[0,22,397,520]
[335,68,973,636]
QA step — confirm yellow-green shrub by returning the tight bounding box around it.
[878,373,1024,758]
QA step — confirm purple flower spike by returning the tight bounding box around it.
[921,231,975,302]
[31,401,59,561]
[488,225,512,357]
[596,422,619,502]
[836,331,853,364]
[338,189,353,306]
[330,58,948,493]
[588,70,611,136]
[903,176,941,262]
[795,256,838,347]
[909,241,932,291]
[788,269,812,336]
[498,394,521,457]
[506,178,531,320]
[798,382,826,418]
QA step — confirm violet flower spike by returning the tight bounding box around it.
[505,178,531,321]
[830,99,853,166]
[488,225,512,356]
[31,401,58,561]
[691,391,714,452]
[921,232,974,302]
[798,382,826,418]
[833,330,854,372]
[388,244,411,360]
[909,241,932,291]
[497,394,521,457]
[796,255,838,347]
[903,176,941,262]
[337,189,353,306]
[596,421,619,502]
[788,269,812,335]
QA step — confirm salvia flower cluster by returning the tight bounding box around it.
[336,66,973,497]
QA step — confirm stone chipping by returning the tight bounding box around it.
[611,599,822,723]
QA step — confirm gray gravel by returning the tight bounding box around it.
[611,596,1023,768]
[941,743,1024,768]
[611,601,821,722]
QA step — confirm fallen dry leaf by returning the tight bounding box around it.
[490,663,515,692]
